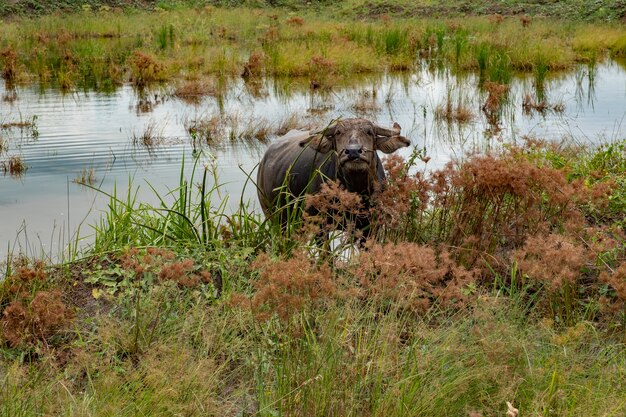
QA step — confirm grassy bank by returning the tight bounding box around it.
[1,137,625,415]
[2,0,626,22]
[1,6,626,92]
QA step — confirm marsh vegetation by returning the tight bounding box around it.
[1,3,626,416]
[1,5,626,92]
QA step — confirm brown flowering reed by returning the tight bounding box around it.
[234,242,477,324]
[599,262,626,318]
[1,290,73,349]
[309,55,335,90]
[1,261,73,349]
[352,242,476,315]
[304,180,367,245]
[241,51,265,78]
[1,260,48,302]
[430,150,588,267]
[512,233,587,324]
[481,81,508,132]
[234,251,336,322]
[369,154,430,241]
[129,51,164,87]
[0,47,18,83]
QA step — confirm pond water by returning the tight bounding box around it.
[1,59,626,260]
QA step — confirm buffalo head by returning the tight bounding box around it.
[298,118,410,192]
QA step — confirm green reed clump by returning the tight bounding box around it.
[487,49,513,84]
[156,24,175,50]
[475,42,490,80]
[533,54,550,98]
[613,36,626,56]
[90,154,267,255]
[452,29,469,66]
[380,27,409,55]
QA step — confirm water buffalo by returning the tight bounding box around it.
[257,118,410,232]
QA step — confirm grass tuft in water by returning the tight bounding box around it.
[1,154,27,176]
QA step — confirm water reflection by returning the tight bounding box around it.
[1,60,626,259]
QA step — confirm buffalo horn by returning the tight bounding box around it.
[373,122,401,137]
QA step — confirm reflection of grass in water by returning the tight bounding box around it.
[185,110,324,151]
[186,112,272,150]
[73,167,97,186]
[351,90,380,116]
[0,115,39,139]
[1,154,27,176]
[533,54,550,100]
[132,120,164,150]
[435,96,474,125]
[522,93,565,115]
[172,78,221,104]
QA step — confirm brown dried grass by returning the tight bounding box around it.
[2,154,27,176]
[234,251,336,322]
[522,93,565,115]
[286,16,305,26]
[482,81,508,130]
[0,47,18,82]
[173,79,219,103]
[434,100,474,124]
[129,51,164,87]
[1,290,73,349]
[353,242,475,314]
[241,51,265,78]
[513,233,586,291]
[1,262,73,349]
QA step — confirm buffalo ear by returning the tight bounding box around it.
[299,133,333,153]
[376,135,410,154]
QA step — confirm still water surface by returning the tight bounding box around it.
[1,60,625,259]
